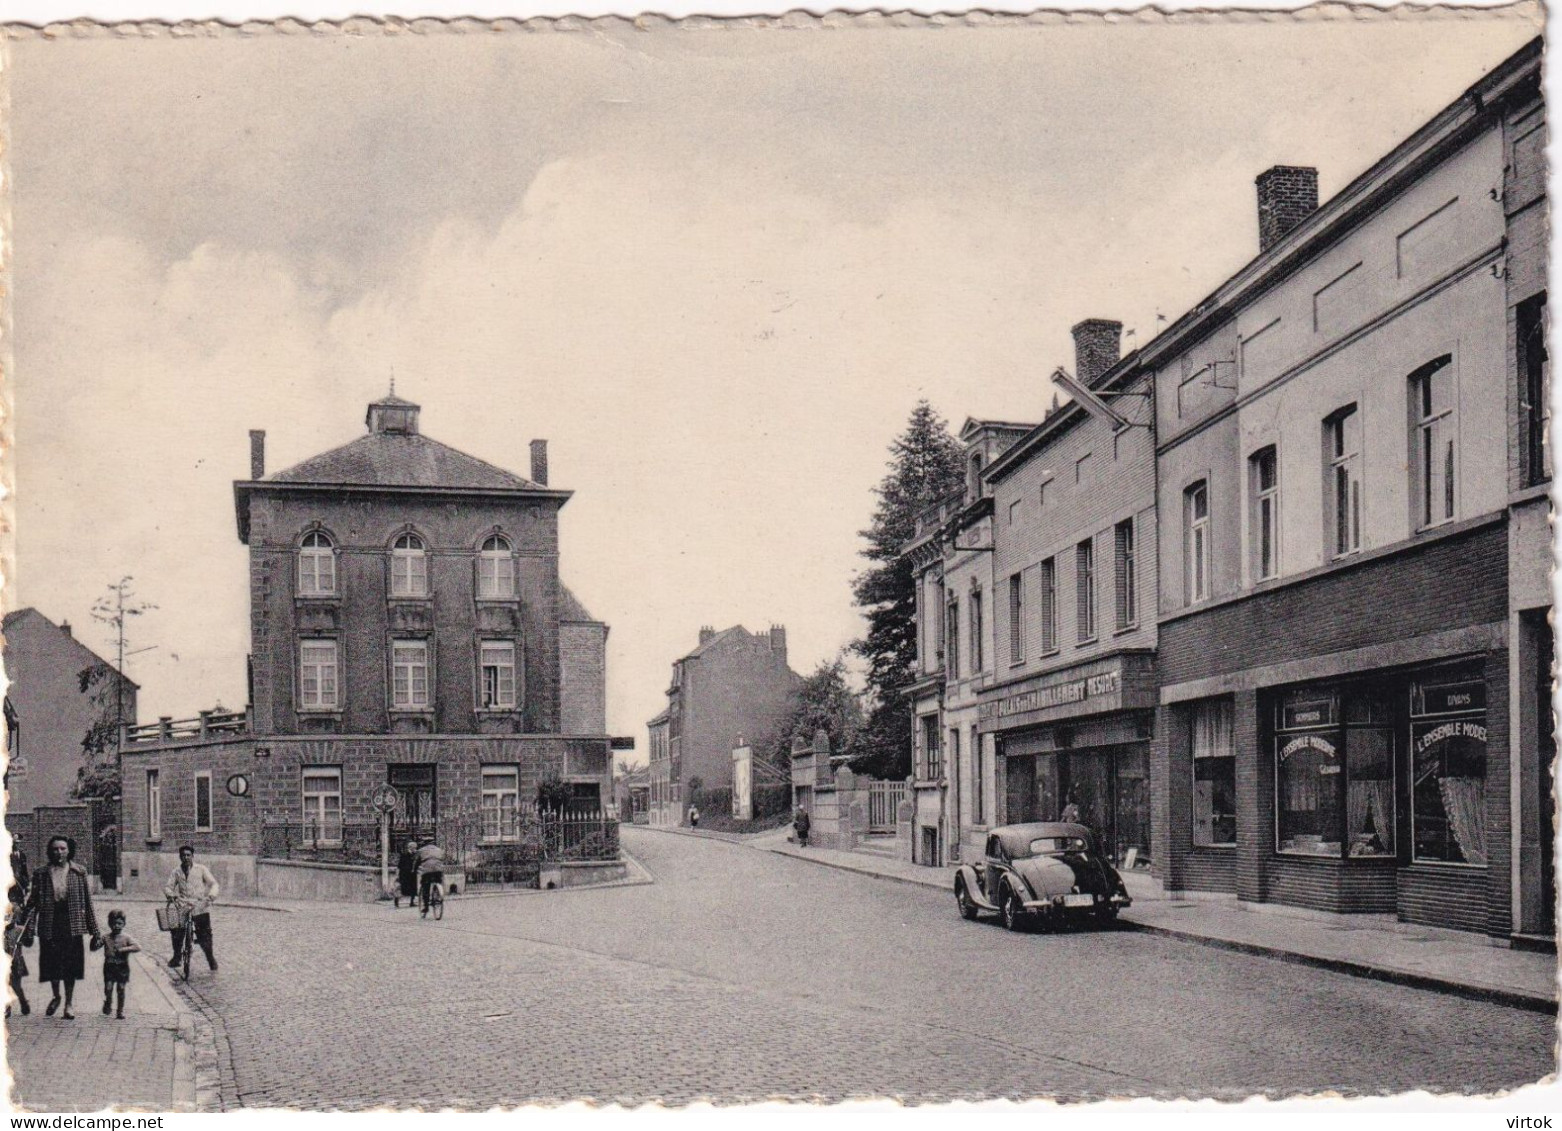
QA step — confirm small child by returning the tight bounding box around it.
[98,910,140,1019]
[4,884,30,1018]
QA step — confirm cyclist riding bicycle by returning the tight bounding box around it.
[415,838,446,916]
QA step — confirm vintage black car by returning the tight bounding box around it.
[954,822,1131,930]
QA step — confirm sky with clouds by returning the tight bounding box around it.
[4,8,1542,751]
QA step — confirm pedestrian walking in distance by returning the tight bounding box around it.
[5,883,33,1017]
[395,839,419,909]
[24,835,101,1020]
[96,909,139,1019]
[793,806,811,848]
[164,845,220,971]
[688,805,700,829]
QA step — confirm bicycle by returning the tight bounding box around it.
[420,876,445,921]
[161,902,194,982]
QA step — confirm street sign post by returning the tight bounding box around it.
[371,786,400,895]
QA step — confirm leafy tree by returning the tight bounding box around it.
[770,656,864,772]
[70,661,125,802]
[536,775,572,813]
[849,401,963,779]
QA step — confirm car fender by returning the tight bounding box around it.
[954,864,999,911]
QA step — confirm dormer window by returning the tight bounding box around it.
[391,533,429,598]
[477,535,516,599]
[298,531,336,596]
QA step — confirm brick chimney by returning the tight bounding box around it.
[1256,166,1319,253]
[769,625,787,659]
[59,620,72,638]
[529,440,548,486]
[249,430,266,479]
[1071,319,1123,386]
[699,626,715,646]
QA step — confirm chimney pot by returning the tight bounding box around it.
[249,430,266,480]
[1256,166,1319,253]
[1070,319,1123,387]
[60,620,71,638]
[699,626,715,645]
[530,439,549,486]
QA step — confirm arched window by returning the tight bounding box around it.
[391,532,428,598]
[477,535,515,599]
[298,531,336,596]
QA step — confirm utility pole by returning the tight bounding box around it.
[90,577,156,892]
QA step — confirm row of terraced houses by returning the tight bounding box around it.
[903,39,1552,945]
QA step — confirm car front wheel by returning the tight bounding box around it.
[955,880,980,921]
[1002,886,1027,932]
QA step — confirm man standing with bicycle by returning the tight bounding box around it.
[164,845,219,971]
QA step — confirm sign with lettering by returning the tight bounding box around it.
[1279,734,1337,761]
[1281,698,1337,731]
[982,669,1121,723]
[1414,681,1486,718]
[1413,720,1488,755]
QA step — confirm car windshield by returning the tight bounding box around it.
[1024,836,1089,856]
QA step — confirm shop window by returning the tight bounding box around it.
[301,767,342,846]
[194,771,213,832]
[1324,406,1362,558]
[1008,573,1024,664]
[1114,519,1136,630]
[1520,293,1550,486]
[1409,356,1456,529]
[968,588,984,674]
[1249,446,1279,581]
[298,531,336,596]
[1274,687,1397,858]
[1411,675,1488,865]
[1039,557,1058,654]
[945,593,960,680]
[1191,699,1236,847]
[1184,481,1210,604]
[1076,538,1096,643]
[481,765,520,842]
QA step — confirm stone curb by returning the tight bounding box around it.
[1119,920,1559,1016]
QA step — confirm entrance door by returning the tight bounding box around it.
[1113,744,1151,867]
[1062,750,1113,850]
[389,764,438,843]
[1005,755,1036,824]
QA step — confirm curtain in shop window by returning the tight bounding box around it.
[1192,700,1234,758]
[1346,780,1392,855]
[1437,776,1487,865]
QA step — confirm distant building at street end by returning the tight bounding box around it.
[2,608,139,885]
[117,391,614,897]
[646,625,802,827]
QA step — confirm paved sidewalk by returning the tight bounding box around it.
[6,947,196,1112]
[722,826,1559,1014]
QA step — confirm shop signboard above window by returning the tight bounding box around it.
[1413,680,1486,717]
[1280,693,1337,731]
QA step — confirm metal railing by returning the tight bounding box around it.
[868,780,909,833]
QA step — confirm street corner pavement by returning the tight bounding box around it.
[6,947,196,1113]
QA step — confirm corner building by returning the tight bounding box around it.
[119,393,612,895]
[1148,41,1545,938]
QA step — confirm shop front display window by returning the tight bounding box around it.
[1411,675,1488,865]
[1275,690,1343,856]
[1192,698,1236,847]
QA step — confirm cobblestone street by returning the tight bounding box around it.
[163,829,1555,1109]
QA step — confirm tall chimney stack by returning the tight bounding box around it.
[699,626,715,646]
[769,625,787,659]
[249,430,266,479]
[1256,166,1319,253]
[530,439,548,486]
[1071,319,1123,387]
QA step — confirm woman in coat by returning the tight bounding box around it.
[25,836,101,1020]
[394,840,419,909]
[793,806,811,848]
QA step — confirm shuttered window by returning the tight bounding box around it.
[1114,518,1136,630]
[1076,539,1096,643]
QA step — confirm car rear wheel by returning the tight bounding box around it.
[1095,905,1120,927]
[1002,886,1027,932]
[955,880,980,921]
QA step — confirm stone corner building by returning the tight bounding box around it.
[119,393,612,897]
